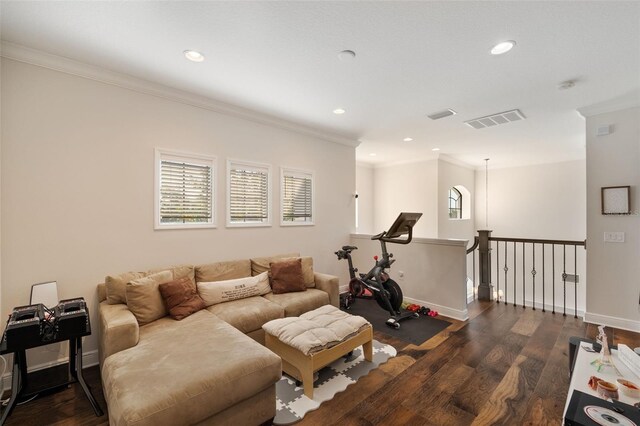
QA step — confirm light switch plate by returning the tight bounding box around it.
[604,231,625,243]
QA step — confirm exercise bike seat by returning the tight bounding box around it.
[341,245,358,251]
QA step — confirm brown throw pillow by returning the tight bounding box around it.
[159,276,206,320]
[270,258,306,294]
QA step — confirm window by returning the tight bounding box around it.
[155,149,215,229]
[227,160,271,227]
[281,168,314,226]
[449,187,462,219]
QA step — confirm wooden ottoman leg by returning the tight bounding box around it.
[363,340,373,362]
[301,364,315,399]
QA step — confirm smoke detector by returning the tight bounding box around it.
[558,80,576,90]
[427,109,457,120]
[464,109,526,129]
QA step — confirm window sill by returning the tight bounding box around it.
[226,222,272,228]
[280,222,315,227]
[154,223,216,230]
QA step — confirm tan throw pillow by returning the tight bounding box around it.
[126,270,173,325]
[159,276,206,320]
[281,256,314,287]
[195,259,252,283]
[149,265,196,286]
[250,253,300,276]
[105,271,147,304]
[197,272,271,306]
[270,258,306,294]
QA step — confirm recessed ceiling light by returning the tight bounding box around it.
[369,153,377,157]
[333,108,346,115]
[184,50,205,62]
[403,137,413,142]
[338,50,356,61]
[432,148,440,152]
[490,40,516,55]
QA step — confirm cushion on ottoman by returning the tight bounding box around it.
[102,310,281,426]
[262,305,370,355]
[263,288,329,317]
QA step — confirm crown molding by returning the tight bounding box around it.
[438,154,476,170]
[577,90,640,118]
[0,41,360,148]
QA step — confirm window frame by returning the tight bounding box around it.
[448,187,462,220]
[154,148,216,230]
[226,159,272,228]
[280,167,315,227]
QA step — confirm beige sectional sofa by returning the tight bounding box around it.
[97,253,340,426]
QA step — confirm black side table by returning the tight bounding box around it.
[0,307,103,425]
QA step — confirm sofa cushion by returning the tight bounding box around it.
[126,270,172,325]
[197,272,270,306]
[102,310,281,426]
[149,264,195,286]
[106,271,147,305]
[270,258,306,294]
[250,253,299,276]
[206,296,284,334]
[195,259,251,283]
[159,276,206,320]
[263,288,329,317]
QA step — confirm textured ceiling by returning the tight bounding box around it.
[1,1,639,168]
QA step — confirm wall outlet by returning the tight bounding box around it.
[604,232,625,243]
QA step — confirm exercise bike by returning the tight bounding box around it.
[336,212,422,329]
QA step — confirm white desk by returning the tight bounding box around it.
[564,346,640,422]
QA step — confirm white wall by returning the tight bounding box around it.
[584,106,640,331]
[1,59,356,363]
[355,163,374,234]
[474,160,587,313]
[437,159,476,242]
[372,160,438,238]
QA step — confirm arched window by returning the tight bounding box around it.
[449,188,462,219]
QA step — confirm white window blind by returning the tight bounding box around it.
[155,149,215,229]
[228,160,270,226]
[281,168,314,225]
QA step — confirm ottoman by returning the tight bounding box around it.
[262,304,372,398]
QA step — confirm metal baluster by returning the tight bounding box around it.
[563,245,567,317]
[472,248,476,301]
[574,245,578,319]
[522,242,525,308]
[532,242,536,310]
[496,241,500,304]
[513,241,517,307]
[552,244,556,314]
[542,244,546,313]
[503,242,508,305]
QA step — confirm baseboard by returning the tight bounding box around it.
[583,312,640,332]
[403,296,469,321]
[339,284,349,294]
[0,349,99,392]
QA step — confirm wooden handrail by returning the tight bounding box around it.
[466,236,479,254]
[489,236,585,247]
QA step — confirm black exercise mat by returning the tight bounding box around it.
[342,298,450,345]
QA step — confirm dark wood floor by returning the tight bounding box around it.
[4,301,640,425]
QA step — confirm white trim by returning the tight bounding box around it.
[438,155,477,170]
[1,350,99,392]
[154,148,217,230]
[280,167,315,227]
[351,233,468,247]
[403,296,469,321]
[583,311,640,333]
[0,41,359,148]
[226,158,272,228]
[577,91,640,118]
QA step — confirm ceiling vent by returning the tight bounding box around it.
[427,109,457,120]
[464,109,526,129]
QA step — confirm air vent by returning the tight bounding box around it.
[428,109,457,120]
[464,109,526,129]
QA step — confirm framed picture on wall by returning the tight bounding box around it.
[601,186,630,215]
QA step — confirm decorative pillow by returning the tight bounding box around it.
[105,271,147,305]
[270,258,306,294]
[250,253,300,276]
[197,272,271,306]
[159,276,206,320]
[281,256,314,287]
[126,270,173,325]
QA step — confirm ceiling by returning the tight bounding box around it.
[1,1,639,168]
